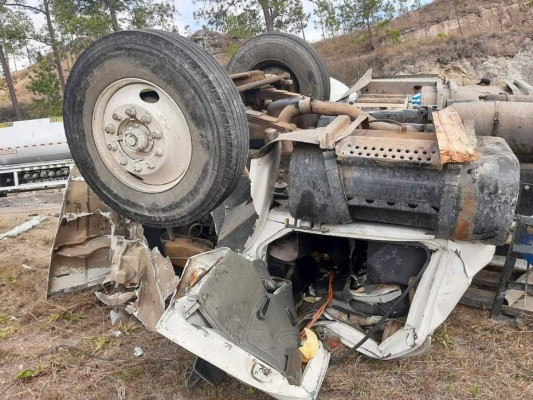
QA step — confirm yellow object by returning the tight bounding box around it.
[299,328,319,363]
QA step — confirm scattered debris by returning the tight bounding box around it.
[133,347,144,357]
[0,216,46,240]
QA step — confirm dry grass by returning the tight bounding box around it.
[0,190,532,399]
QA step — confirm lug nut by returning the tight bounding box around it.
[133,163,143,172]
[107,142,118,151]
[154,148,164,157]
[119,157,128,165]
[112,112,122,121]
[145,160,156,170]
[140,114,152,124]
[104,124,115,134]
[125,107,136,117]
[152,130,162,140]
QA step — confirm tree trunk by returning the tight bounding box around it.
[259,2,274,33]
[43,0,66,92]
[366,19,374,49]
[104,0,120,32]
[300,18,306,40]
[453,1,464,36]
[0,45,22,121]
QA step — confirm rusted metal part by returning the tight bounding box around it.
[162,235,213,268]
[433,107,476,164]
[450,102,533,159]
[246,109,296,140]
[249,115,371,159]
[236,73,290,92]
[277,98,417,132]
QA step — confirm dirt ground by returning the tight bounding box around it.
[0,190,532,400]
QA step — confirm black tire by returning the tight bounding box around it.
[64,30,249,227]
[227,33,330,100]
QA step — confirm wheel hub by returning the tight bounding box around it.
[92,79,192,192]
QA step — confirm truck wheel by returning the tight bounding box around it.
[63,30,249,227]
[227,33,330,100]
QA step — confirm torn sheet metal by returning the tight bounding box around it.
[96,238,178,331]
[47,167,145,297]
[157,249,330,400]
[243,207,495,360]
[0,216,46,240]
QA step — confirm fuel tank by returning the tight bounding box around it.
[289,137,520,245]
[0,117,70,166]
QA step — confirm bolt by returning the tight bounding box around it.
[104,124,116,134]
[152,130,162,140]
[133,163,142,172]
[140,114,152,124]
[145,160,156,170]
[107,142,118,151]
[112,112,122,121]
[125,135,138,147]
[119,157,128,165]
[125,107,136,118]
[154,148,164,157]
[525,185,530,190]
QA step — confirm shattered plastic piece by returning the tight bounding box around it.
[0,216,46,240]
[350,284,402,304]
[110,309,130,326]
[133,347,144,357]
[299,328,319,363]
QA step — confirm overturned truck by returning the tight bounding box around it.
[47,31,529,399]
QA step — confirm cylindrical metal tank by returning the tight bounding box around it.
[289,137,520,245]
[450,102,533,158]
[0,118,70,165]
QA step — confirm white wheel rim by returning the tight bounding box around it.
[92,78,192,193]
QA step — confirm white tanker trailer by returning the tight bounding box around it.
[0,117,73,196]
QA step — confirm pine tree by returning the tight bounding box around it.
[27,56,62,117]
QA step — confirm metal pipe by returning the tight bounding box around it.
[277,98,417,132]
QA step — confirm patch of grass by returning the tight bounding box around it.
[115,321,142,336]
[467,384,481,397]
[0,324,18,339]
[117,366,143,382]
[434,323,453,349]
[14,364,46,381]
[47,311,86,324]
[0,312,11,323]
[89,335,116,352]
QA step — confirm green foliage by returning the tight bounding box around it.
[385,29,401,44]
[433,323,453,349]
[27,56,62,117]
[14,364,46,380]
[194,0,309,37]
[227,42,239,58]
[0,7,33,60]
[436,32,448,39]
[225,10,262,39]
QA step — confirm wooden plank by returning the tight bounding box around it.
[460,287,533,317]
[433,107,475,164]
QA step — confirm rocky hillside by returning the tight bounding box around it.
[315,0,533,86]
